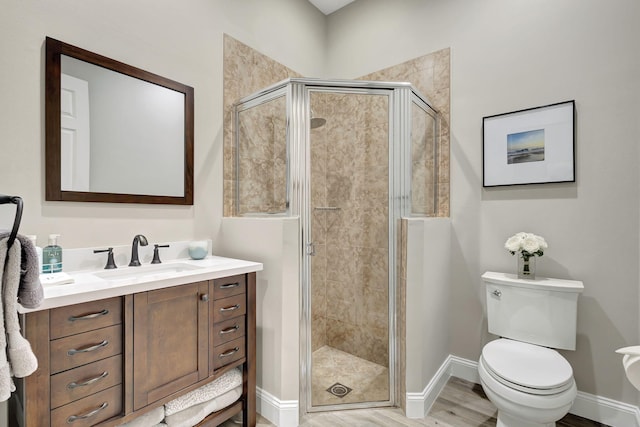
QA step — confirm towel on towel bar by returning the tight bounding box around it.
[164,368,242,416]
[163,385,242,427]
[0,232,43,308]
[0,238,39,401]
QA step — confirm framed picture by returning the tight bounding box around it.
[482,100,575,187]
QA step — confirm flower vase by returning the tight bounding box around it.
[518,255,536,279]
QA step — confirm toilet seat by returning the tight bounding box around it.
[481,339,574,396]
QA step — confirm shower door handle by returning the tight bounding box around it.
[306,242,316,256]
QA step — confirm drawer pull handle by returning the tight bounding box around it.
[67,402,108,423]
[68,340,109,356]
[68,309,109,322]
[219,347,239,358]
[220,304,240,312]
[67,371,109,389]
[220,282,240,289]
[220,325,240,335]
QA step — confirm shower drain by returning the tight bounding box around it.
[326,382,352,398]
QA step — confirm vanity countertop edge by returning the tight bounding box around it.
[19,255,263,313]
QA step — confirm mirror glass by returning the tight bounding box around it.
[46,37,194,204]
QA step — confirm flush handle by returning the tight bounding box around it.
[492,289,502,298]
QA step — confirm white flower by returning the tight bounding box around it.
[522,235,540,253]
[505,232,547,257]
[504,235,523,252]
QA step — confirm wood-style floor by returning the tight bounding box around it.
[237,377,609,427]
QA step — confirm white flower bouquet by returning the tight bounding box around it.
[505,232,547,258]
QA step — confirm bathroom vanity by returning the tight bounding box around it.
[10,256,262,427]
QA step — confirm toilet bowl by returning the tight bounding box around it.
[479,339,577,427]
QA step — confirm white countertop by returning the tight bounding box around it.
[20,256,263,313]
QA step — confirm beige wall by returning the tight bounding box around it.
[404,218,451,393]
[0,0,324,249]
[218,217,300,401]
[327,0,640,404]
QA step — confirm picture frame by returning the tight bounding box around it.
[482,100,575,187]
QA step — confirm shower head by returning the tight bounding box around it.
[310,109,326,129]
[310,117,327,129]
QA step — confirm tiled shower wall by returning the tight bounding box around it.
[310,92,390,366]
[223,35,450,217]
[236,96,287,214]
[361,49,450,217]
[223,35,301,217]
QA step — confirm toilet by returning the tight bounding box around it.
[479,272,584,427]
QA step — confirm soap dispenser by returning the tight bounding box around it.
[43,234,63,273]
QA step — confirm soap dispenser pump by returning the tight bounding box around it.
[43,234,62,273]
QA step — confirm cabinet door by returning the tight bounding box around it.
[133,282,209,410]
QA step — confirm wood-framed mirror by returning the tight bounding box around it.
[45,37,194,204]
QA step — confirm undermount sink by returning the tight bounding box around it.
[94,262,203,282]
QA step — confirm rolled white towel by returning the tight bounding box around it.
[118,406,165,427]
[164,385,242,427]
[164,368,242,416]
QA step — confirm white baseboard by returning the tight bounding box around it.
[257,355,640,427]
[257,387,299,427]
[571,390,640,427]
[406,355,640,427]
[406,355,452,418]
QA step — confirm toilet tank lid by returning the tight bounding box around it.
[482,271,584,293]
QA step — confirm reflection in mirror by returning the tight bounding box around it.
[46,37,194,204]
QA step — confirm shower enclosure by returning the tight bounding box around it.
[233,78,438,413]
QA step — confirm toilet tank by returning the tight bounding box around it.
[482,272,584,350]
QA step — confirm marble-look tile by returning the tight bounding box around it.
[223,35,300,215]
[434,48,451,91]
[356,287,389,331]
[311,316,326,352]
[326,279,357,324]
[363,47,450,222]
[360,247,388,292]
[224,36,450,222]
[311,346,389,407]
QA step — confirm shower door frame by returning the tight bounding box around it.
[232,77,439,417]
[292,80,414,415]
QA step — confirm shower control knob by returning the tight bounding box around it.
[492,290,502,298]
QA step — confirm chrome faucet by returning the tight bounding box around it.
[129,234,148,266]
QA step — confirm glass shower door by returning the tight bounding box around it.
[307,90,392,409]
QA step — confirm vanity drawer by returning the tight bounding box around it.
[212,337,245,371]
[213,294,246,323]
[51,384,122,427]
[213,275,246,299]
[50,325,122,374]
[213,316,245,345]
[50,297,122,339]
[50,355,122,409]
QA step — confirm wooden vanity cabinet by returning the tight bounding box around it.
[132,281,209,410]
[12,272,257,427]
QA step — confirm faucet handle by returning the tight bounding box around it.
[94,248,117,269]
[151,244,170,264]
